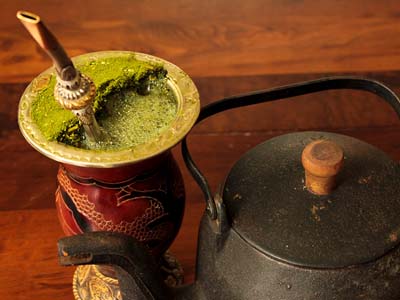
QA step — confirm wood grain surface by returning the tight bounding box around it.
[2,0,400,82]
[1,1,400,299]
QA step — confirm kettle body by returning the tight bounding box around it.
[189,131,400,300]
[193,211,400,300]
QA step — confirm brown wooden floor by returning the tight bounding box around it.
[1,1,400,299]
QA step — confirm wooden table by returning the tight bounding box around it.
[1,1,400,299]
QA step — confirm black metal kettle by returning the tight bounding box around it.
[58,77,400,300]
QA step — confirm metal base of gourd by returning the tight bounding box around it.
[72,252,184,300]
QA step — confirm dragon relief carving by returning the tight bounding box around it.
[57,167,171,246]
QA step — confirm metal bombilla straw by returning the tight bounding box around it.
[17,11,103,143]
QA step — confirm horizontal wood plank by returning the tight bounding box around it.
[1,0,400,83]
[192,71,400,133]
[2,126,400,211]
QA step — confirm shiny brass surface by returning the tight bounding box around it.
[72,252,183,300]
[73,265,121,300]
[18,51,200,168]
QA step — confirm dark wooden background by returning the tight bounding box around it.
[1,1,400,299]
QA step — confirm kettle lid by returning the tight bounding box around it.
[222,131,400,268]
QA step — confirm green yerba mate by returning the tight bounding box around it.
[31,54,175,149]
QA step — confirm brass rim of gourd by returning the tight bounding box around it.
[18,51,200,168]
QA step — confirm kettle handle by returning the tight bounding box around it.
[182,76,400,220]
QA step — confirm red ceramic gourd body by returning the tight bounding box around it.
[55,151,184,257]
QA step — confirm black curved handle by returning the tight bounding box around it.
[182,76,400,219]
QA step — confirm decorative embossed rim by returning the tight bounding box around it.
[18,51,200,168]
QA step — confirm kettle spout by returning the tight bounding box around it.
[58,231,171,300]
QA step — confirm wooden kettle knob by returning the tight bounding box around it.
[301,140,344,195]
